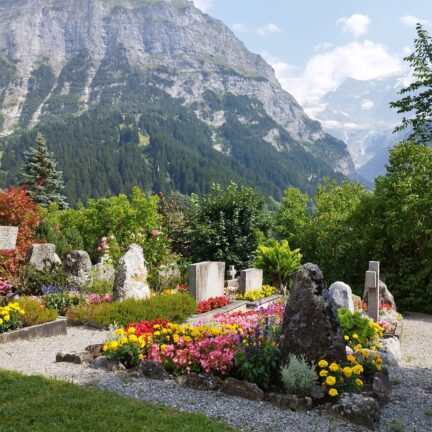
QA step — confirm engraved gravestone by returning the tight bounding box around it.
[0,226,18,250]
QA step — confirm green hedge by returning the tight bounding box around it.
[66,293,196,327]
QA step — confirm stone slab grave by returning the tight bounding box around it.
[0,226,18,250]
[188,261,225,302]
[365,261,380,322]
[239,268,263,295]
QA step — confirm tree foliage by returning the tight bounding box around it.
[189,183,271,268]
[0,186,43,274]
[390,23,432,143]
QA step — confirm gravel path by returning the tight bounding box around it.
[0,326,110,384]
[0,314,431,431]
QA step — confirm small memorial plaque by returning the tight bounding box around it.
[0,226,18,250]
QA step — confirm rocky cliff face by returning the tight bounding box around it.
[0,0,357,200]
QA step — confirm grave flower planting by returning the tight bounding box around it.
[236,285,278,302]
[196,296,232,313]
[0,302,25,333]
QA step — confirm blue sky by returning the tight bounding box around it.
[192,0,432,103]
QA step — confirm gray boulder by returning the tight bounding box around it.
[28,243,61,270]
[329,281,354,313]
[113,244,150,301]
[280,263,346,365]
[332,392,380,429]
[63,250,93,286]
[364,280,397,311]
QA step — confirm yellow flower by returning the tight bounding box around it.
[318,360,329,368]
[328,388,338,397]
[352,364,364,375]
[102,344,109,352]
[342,367,353,378]
[154,331,161,336]
[138,354,144,360]
[352,333,359,339]
[319,370,328,377]
[109,341,119,350]
[376,364,382,371]
[347,355,356,364]
[344,335,349,341]
[4,315,10,321]
[325,376,336,386]
[128,334,138,343]
[115,328,125,335]
[127,327,136,335]
[361,349,370,358]
[354,344,363,352]
[329,363,339,372]
[355,378,364,387]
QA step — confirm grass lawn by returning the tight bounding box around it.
[0,370,236,432]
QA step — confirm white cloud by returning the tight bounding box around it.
[263,41,402,104]
[361,99,374,110]
[232,23,248,33]
[257,23,282,36]
[192,0,213,12]
[400,15,429,27]
[337,14,371,38]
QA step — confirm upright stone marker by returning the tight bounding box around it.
[0,226,18,250]
[239,268,263,294]
[227,265,237,280]
[365,270,379,321]
[188,261,225,302]
[28,244,61,270]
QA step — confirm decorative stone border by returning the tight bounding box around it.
[0,317,67,343]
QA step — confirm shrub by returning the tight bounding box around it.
[255,239,302,294]
[82,280,113,295]
[281,355,318,397]
[16,264,74,296]
[18,297,58,327]
[337,308,383,349]
[66,293,197,328]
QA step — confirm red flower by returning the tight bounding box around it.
[197,296,232,314]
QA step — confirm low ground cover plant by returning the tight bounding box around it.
[282,354,318,397]
[18,297,58,327]
[66,293,196,327]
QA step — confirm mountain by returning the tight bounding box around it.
[305,74,409,182]
[0,0,355,204]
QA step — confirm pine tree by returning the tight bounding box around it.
[21,132,68,209]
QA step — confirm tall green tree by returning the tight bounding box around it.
[189,183,271,268]
[390,23,432,143]
[21,132,68,209]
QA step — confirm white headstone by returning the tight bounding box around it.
[239,268,263,294]
[188,261,225,302]
[0,226,18,250]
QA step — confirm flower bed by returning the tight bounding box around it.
[235,285,278,302]
[196,296,232,314]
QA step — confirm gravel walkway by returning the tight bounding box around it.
[0,326,110,384]
[0,314,431,431]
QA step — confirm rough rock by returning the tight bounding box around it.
[177,373,222,391]
[268,393,312,411]
[113,244,150,301]
[129,360,169,381]
[56,351,93,364]
[329,281,354,313]
[364,280,397,311]
[352,294,363,311]
[280,263,347,365]
[222,377,265,401]
[370,368,392,407]
[310,384,326,402]
[85,343,104,360]
[332,392,380,429]
[28,243,61,270]
[381,336,402,362]
[92,256,115,283]
[90,356,126,372]
[63,250,93,286]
